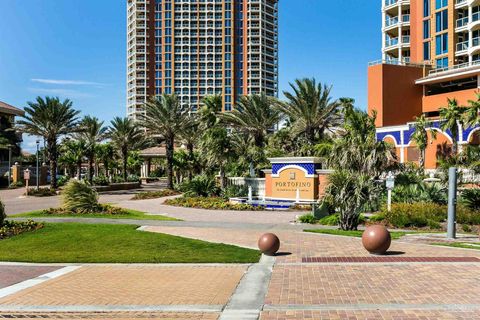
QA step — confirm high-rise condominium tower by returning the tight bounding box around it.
[126,0,279,119]
[369,0,480,169]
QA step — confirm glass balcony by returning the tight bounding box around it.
[402,14,410,23]
[456,17,468,28]
[385,37,399,47]
[473,12,480,23]
[385,16,399,27]
[456,40,469,51]
[402,35,410,44]
[384,0,398,7]
[473,37,480,47]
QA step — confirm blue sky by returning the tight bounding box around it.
[0,0,380,151]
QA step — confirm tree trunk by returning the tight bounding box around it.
[105,161,109,178]
[419,149,425,168]
[339,211,359,231]
[88,156,94,184]
[47,139,58,189]
[187,142,194,180]
[76,162,81,180]
[166,136,174,189]
[306,127,316,145]
[452,141,458,156]
[219,166,226,190]
[123,149,128,181]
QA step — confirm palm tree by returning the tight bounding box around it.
[59,139,86,180]
[411,114,437,169]
[439,98,466,155]
[278,78,343,147]
[17,97,80,189]
[199,126,232,188]
[200,95,222,129]
[221,94,280,149]
[141,94,191,189]
[77,116,108,184]
[465,92,480,128]
[96,143,115,178]
[108,117,145,181]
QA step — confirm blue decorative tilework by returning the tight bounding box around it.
[462,125,480,142]
[272,163,317,175]
[377,131,401,146]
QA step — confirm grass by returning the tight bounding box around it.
[432,242,480,250]
[0,223,261,263]
[16,209,181,221]
[305,229,418,240]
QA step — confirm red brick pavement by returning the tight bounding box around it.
[0,266,61,289]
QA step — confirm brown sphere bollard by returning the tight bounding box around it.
[362,225,391,255]
[258,233,280,256]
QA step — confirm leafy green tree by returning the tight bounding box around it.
[108,117,145,181]
[77,116,108,184]
[96,143,115,178]
[0,115,21,161]
[17,97,80,189]
[59,139,86,180]
[439,98,466,155]
[221,94,280,149]
[199,127,232,188]
[411,114,437,169]
[141,94,191,189]
[278,78,343,148]
[200,95,222,129]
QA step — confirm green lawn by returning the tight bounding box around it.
[0,223,260,263]
[432,242,480,250]
[305,229,417,240]
[16,209,180,221]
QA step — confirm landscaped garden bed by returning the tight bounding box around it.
[165,196,263,211]
[0,223,261,263]
[132,189,180,200]
[304,228,417,240]
[0,220,44,240]
[17,208,179,221]
[24,187,58,197]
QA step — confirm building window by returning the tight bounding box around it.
[423,20,430,39]
[435,10,448,32]
[435,34,448,55]
[436,57,448,69]
[424,42,430,60]
[436,0,448,9]
[424,0,430,17]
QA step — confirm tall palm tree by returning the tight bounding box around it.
[77,116,108,184]
[199,126,232,188]
[465,92,480,128]
[439,98,466,155]
[411,114,437,169]
[221,93,280,148]
[278,78,343,146]
[59,139,86,180]
[96,143,115,178]
[108,117,145,181]
[17,97,80,189]
[200,95,222,129]
[141,94,190,189]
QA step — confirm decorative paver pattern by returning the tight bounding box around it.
[302,256,480,263]
[0,266,61,289]
[0,312,218,319]
[0,265,246,307]
[265,264,480,306]
[260,310,480,320]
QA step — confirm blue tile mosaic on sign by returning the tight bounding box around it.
[272,163,318,175]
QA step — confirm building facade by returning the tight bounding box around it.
[370,0,480,169]
[126,0,279,119]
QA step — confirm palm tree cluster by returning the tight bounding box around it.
[15,77,349,191]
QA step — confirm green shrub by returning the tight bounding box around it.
[8,182,23,189]
[57,176,70,187]
[179,175,219,197]
[221,185,249,200]
[462,224,473,233]
[127,175,140,183]
[25,188,57,197]
[165,197,263,211]
[461,189,480,211]
[0,199,5,226]
[111,176,126,183]
[62,180,99,213]
[317,213,366,226]
[392,183,447,205]
[298,214,317,224]
[92,175,109,186]
[0,220,43,240]
[369,213,386,222]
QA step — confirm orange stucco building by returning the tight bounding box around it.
[369,0,480,169]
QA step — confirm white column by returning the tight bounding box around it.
[398,4,402,62]
[469,5,473,63]
[382,8,386,60]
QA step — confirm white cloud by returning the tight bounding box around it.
[28,87,94,98]
[31,79,107,86]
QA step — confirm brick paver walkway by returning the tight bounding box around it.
[0,265,245,307]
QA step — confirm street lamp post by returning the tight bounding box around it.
[36,140,40,190]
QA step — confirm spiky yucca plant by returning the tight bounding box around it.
[62,180,99,213]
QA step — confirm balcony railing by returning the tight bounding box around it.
[456,0,467,5]
[474,12,480,23]
[384,0,398,7]
[456,40,469,51]
[402,14,410,23]
[428,60,480,76]
[473,37,480,47]
[385,37,399,47]
[456,16,468,28]
[385,16,399,27]
[402,35,410,44]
